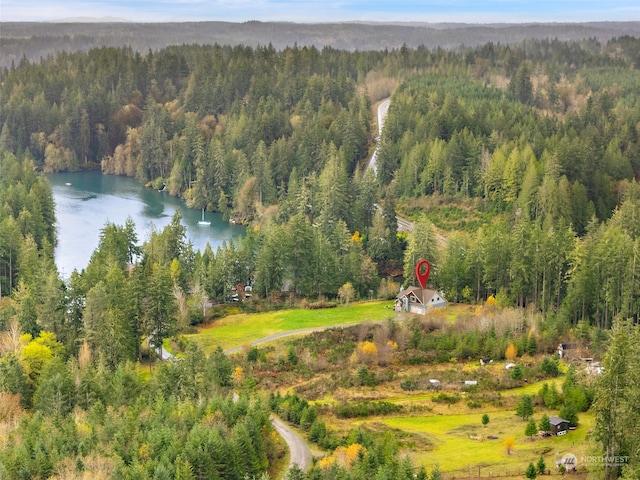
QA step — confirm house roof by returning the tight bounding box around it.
[397,287,440,305]
[549,416,569,425]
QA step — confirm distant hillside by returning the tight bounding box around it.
[1,20,639,67]
[47,16,131,23]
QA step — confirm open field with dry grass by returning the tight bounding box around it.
[318,377,593,478]
[181,302,597,478]
[184,301,395,353]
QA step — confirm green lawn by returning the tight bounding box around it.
[501,377,563,396]
[184,301,395,353]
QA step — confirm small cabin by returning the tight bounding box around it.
[549,416,570,436]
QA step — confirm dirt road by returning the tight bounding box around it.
[271,415,313,472]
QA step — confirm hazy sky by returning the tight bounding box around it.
[2,0,639,23]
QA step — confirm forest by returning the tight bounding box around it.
[3,21,640,68]
[1,33,640,479]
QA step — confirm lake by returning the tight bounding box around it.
[48,172,245,277]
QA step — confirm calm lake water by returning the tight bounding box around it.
[48,172,245,277]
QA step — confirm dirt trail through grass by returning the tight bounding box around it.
[186,301,396,353]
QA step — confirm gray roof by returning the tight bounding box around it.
[549,416,569,425]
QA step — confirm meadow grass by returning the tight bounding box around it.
[501,377,563,396]
[368,409,594,475]
[185,301,394,353]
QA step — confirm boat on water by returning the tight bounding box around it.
[197,208,211,226]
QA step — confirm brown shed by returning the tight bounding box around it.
[549,416,570,435]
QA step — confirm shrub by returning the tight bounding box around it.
[246,346,259,362]
[510,364,524,380]
[400,380,419,391]
[334,401,402,418]
[351,341,378,364]
[540,356,560,376]
[356,366,378,387]
[309,418,327,442]
[525,462,537,479]
[432,393,460,405]
[467,399,482,409]
[537,455,546,475]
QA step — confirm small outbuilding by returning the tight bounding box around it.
[549,416,570,436]
[395,286,446,315]
[586,362,604,376]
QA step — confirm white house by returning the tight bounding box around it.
[395,286,446,315]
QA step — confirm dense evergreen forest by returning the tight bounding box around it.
[2,36,640,317]
[2,34,640,479]
[3,21,640,69]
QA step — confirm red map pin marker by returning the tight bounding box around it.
[416,259,431,289]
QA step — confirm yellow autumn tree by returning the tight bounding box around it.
[232,366,244,385]
[20,335,54,379]
[351,341,378,364]
[138,443,150,462]
[345,443,366,465]
[505,343,517,361]
[319,444,365,470]
[504,436,515,454]
[485,294,497,308]
[317,454,336,469]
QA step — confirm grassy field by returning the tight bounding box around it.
[184,301,395,353]
[313,362,591,477]
[183,302,596,478]
[366,409,594,476]
[501,377,563,397]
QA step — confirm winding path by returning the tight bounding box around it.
[224,323,361,355]
[367,98,391,175]
[271,416,313,473]
[225,315,406,473]
[368,98,414,232]
[158,98,416,475]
